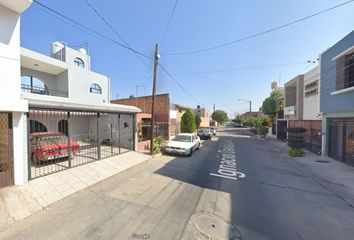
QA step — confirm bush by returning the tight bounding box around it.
[286,127,307,134]
[258,126,269,137]
[153,136,164,154]
[181,109,196,133]
[287,127,307,148]
[288,147,305,157]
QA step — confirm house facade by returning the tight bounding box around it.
[0,1,140,188]
[320,31,354,165]
[21,43,140,181]
[193,106,210,128]
[288,66,322,154]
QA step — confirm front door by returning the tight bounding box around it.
[0,113,14,188]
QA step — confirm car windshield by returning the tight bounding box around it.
[173,135,191,142]
[199,129,209,133]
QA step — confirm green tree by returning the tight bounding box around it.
[261,91,282,119]
[212,110,228,124]
[194,112,202,129]
[181,109,196,133]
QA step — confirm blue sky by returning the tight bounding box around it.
[21,0,354,117]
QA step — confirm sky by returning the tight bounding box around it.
[20,0,354,118]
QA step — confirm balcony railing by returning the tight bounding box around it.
[21,84,68,98]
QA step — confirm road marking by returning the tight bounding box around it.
[210,172,245,180]
[210,143,246,181]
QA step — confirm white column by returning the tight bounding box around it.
[13,112,28,185]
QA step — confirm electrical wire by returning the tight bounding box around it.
[160,0,178,44]
[83,0,150,70]
[33,0,153,61]
[163,0,354,55]
[158,63,203,104]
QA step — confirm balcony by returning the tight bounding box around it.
[21,84,68,98]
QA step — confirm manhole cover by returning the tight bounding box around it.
[187,213,241,240]
[315,160,330,163]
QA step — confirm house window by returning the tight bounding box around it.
[336,52,354,90]
[305,80,319,97]
[90,83,102,94]
[74,57,85,68]
[344,52,354,88]
[29,120,47,133]
[21,76,49,95]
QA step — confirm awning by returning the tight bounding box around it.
[26,97,141,113]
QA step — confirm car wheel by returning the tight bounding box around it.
[188,148,193,156]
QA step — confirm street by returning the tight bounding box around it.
[1,127,354,240]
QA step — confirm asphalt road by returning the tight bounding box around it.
[1,127,354,240]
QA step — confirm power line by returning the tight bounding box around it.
[160,0,178,44]
[33,0,153,61]
[163,0,354,55]
[83,0,150,70]
[158,63,203,104]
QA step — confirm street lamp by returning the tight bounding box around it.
[237,98,252,113]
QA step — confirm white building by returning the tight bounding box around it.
[303,66,321,120]
[0,0,140,188]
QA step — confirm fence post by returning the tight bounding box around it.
[132,114,136,151]
[26,112,31,180]
[110,123,113,155]
[118,114,121,154]
[97,112,101,160]
[67,111,72,168]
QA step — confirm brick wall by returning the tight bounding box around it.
[111,94,170,122]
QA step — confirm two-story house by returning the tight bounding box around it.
[21,42,141,180]
[0,1,141,187]
[320,31,354,165]
[282,66,322,153]
[193,106,210,128]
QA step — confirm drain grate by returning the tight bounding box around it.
[187,213,241,240]
[315,160,330,163]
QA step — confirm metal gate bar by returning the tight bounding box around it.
[28,109,135,179]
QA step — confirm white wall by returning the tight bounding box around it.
[13,112,28,185]
[303,66,320,120]
[65,47,109,104]
[0,5,27,112]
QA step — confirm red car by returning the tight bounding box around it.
[30,132,80,162]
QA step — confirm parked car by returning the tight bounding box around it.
[210,127,217,136]
[163,133,200,156]
[197,128,212,140]
[30,132,80,162]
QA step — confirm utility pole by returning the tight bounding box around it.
[213,104,215,113]
[237,98,252,113]
[150,43,159,155]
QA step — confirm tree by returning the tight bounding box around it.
[212,110,228,125]
[261,90,282,119]
[195,112,202,129]
[181,109,196,133]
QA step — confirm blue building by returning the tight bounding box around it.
[320,31,354,165]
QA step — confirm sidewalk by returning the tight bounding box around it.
[0,151,152,231]
[262,135,354,208]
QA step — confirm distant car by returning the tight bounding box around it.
[234,123,243,128]
[197,128,212,140]
[30,132,80,162]
[164,133,200,156]
[210,127,217,136]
